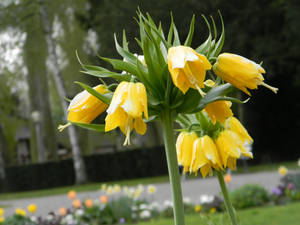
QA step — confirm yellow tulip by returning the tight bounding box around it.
[168,46,212,96]
[67,84,108,123]
[278,166,288,176]
[213,53,278,95]
[176,131,198,173]
[215,130,253,170]
[190,135,222,178]
[105,81,148,145]
[225,117,253,144]
[15,208,26,216]
[27,204,37,213]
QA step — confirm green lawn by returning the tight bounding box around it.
[136,202,300,225]
[0,160,297,201]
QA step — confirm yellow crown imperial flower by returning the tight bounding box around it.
[225,117,253,144]
[190,135,222,178]
[176,131,197,173]
[168,46,212,96]
[215,130,253,170]
[15,208,26,216]
[204,101,233,124]
[68,84,108,123]
[213,53,278,95]
[105,81,148,145]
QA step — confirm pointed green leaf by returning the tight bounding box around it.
[171,14,181,46]
[114,34,137,65]
[75,81,112,105]
[71,122,105,132]
[80,70,131,82]
[184,15,195,46]
[101,57,138,76]
[209,11,225,57]
[122,30,129,51]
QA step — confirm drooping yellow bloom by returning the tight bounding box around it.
[67,84,108,123]
[27,204,37,213]
[278,166,288,176]
[225,117,253,144]
[190,135,222,178]
[215,130,253,170]
[213,53,278,95]
[204,101,233,124]
[168,46,212,96]
[176,131,198,173]
[105,81,148,145]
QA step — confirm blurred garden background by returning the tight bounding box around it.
[0,0,300,224]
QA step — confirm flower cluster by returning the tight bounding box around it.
[177,115,253,177]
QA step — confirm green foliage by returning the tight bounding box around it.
[230,184,270,209]
[2,214,36,225]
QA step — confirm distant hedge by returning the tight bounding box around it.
[0,146,168,193]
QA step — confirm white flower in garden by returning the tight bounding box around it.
[163,200,173,208]
[131,205,138,211]
[106,186,114,195]
[30,216,37,223]
[128,187,135,197]
[137,184,144,192]
[122,186,129,195]
[140,210,151,219]
[139,204,148,210]
[199,194,215,204]
[147,185,157,194]
[148,201,160,211]
[46,214,54,221]
[298,158,300,167]
[75,209,84,217]
[183,197,191,204]
[63,214,75,225]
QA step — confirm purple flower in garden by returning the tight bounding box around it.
[287,183,295,190]
[271,187,282,196]
[119,218,126,224]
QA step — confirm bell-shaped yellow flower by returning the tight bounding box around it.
[67,85,108,123]
[168,46,212,96]
[213,53,278,95]
[176,131,197,173]
[215,130,253,170]
[105,81,148,145]
[190,135,222,178]
[204,101,233,124]
[225,117,253,144]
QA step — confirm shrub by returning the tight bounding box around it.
[230,184,270,209]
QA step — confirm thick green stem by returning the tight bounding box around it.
[161,109,185,225]
[216,171,239,225]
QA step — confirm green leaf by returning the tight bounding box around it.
[75,81,112,105]
[171,13,181,46]
[114,34,137,65]
[209,11,225,57]
[195,15,212,54]
[71,122,105,132]
[101,57,138,76]
[184,15,195,46]
[81,70,131,82]
[122,30,129,51]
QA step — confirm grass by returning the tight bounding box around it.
[136,202,300,225]
[0,160,297,201]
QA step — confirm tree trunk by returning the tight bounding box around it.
[39,0,87,184]
[24,7,57,163]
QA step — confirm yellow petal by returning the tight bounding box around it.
[105,107,127,133]
[134,117,147,135]
[204,101,233,124]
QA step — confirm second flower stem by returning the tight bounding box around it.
[217,171,239,225]
[161,109,185,225]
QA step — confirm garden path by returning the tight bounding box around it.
[1,170,281,217]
